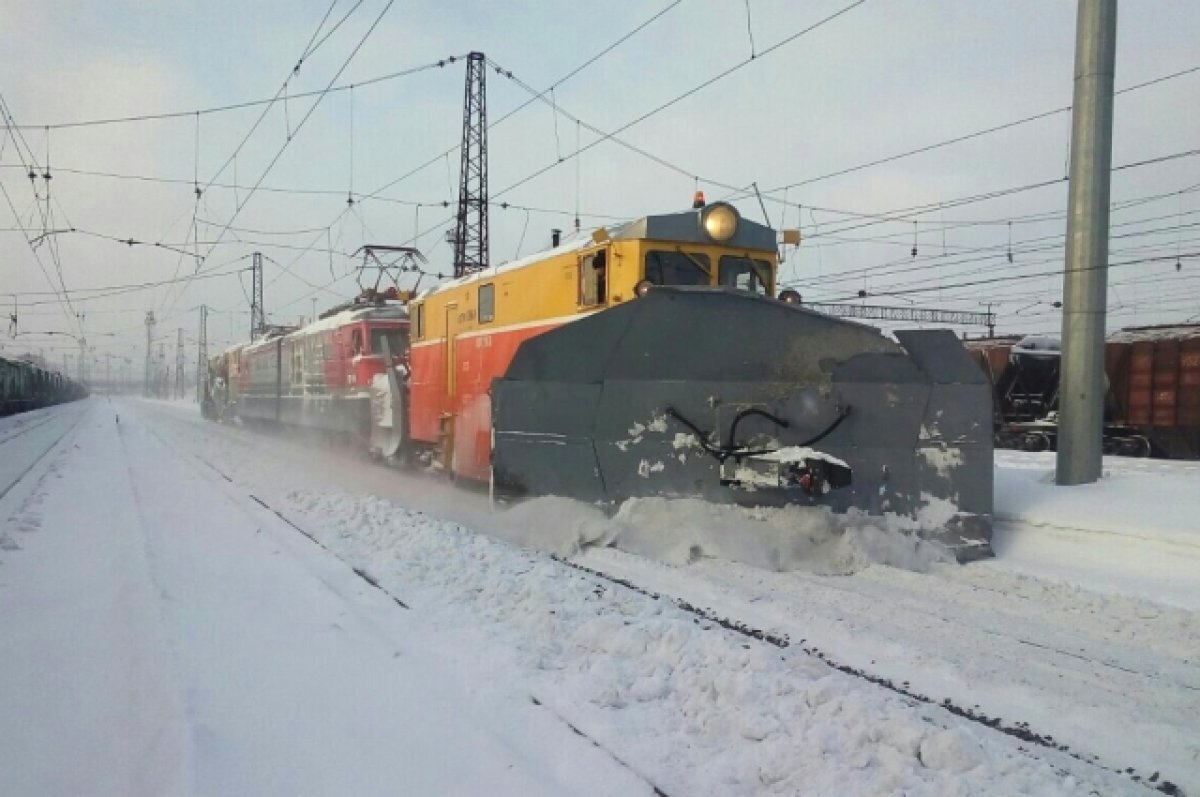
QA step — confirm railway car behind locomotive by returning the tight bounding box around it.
[206,298,409,453]
[966,324,1200,458]
[209,202,996,560]
[0,355,87,417]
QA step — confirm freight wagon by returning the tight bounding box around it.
[965,324,1200,458]
[0,355,87,417]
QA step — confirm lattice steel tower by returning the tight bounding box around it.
[453,52,489,278]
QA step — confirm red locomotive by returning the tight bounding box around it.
[206,292,409,455]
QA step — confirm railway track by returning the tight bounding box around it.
[167,444,1194,797]
[0,405,89,504]
[550,555,1186,797]
[136,401,1193,795]
[174,457,1188,795]
[0,413,61,447]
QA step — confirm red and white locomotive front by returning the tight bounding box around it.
[221,300,409,445]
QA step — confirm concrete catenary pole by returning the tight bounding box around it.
[196,304,208,404]
[1057,0,1117,486]
[175,327,186,399]
[144,311,156,397]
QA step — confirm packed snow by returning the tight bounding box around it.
[1,397,1196,796]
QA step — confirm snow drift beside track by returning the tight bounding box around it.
[493,496,955,574]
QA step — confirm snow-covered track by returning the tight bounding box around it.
[190,451,415,612]
[0,403,88,503]
[0,413,60,447]
[130,399,1199,795]
[553,555,1188,797]
[528,696,672,797]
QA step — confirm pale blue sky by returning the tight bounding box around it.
[2,0,1198,366]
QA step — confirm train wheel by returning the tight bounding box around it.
[1117,436,1152,458]
[1021,433,1049,452]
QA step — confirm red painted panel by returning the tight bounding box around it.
[409,342,446,443]
[408,318,580,474]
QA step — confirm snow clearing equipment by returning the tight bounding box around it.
[492,287,994,562]
[207,202,995,561]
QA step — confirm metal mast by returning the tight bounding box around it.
[250,251,265,339]
[1057,0,1117,485]
[175,327,186,399]
[453,52,489,278]
[196,304,208,403]
[143,311,156,397]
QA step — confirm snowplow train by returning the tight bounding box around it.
[205,203,994,561]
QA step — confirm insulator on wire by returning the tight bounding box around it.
[910,221,917,258]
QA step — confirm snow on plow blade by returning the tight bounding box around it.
[491,287,994,562]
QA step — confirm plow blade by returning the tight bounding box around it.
[492,287,994,561]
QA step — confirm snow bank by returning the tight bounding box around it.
[996,451,1200,548]
[495,496,954,575]
[993,451,1200,610]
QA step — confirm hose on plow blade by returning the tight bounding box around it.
[491,287,994,562]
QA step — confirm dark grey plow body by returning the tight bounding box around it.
[492,287,994,561]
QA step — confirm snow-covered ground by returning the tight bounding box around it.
[1,397,1196,796]
[994,449,1200,610]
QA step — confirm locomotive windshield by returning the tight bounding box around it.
[644,250,711,286]
[369,327,410,357]
[718,256,772,295]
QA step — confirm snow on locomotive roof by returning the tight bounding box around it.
[420,206,777,299]
[424,234,594,295]
[219,301,407,356]
[300,301,408,335]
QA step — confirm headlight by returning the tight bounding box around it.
[701,202,739,242]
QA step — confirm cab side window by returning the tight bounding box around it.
[479,284,495,323]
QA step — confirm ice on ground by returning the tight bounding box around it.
[497,496,954,574]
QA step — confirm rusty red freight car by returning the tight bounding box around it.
[965,324,1200,458]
